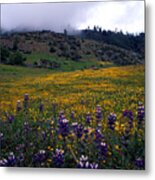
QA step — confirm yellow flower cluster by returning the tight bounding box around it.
[0,65,144,121]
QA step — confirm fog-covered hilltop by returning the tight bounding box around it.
[1,28,144,70]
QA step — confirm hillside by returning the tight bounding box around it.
[1,30,144,71]
[80,28,145,57]
[0,30,145,169]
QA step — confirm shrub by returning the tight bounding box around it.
[49,46,56,53]
[12,37,19,51]
[9,51,26,65]
[1,46,10,63]
[69,50,82,61]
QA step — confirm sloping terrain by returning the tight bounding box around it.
[1,30,144,70]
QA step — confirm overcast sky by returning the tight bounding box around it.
[1,0,145,33]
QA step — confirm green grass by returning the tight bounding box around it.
[24,52,114,72]
[24,52,59,63]
[0,64,53,82]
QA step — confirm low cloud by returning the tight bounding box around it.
[1,1,144,33]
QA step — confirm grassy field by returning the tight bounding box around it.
[24,52,114,71]
[0,64,145,169]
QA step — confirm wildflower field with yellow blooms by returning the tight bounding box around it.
[0,64,145,169]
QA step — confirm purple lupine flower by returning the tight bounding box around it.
[70,111,75,120]
[123,110,134,129]
[74,124,84,138]
[24,93,29,101]
[137,102,145,126]
[120,134,129,147]
[59,110,65,120]
[59,118,69,136]
[89,162,99,169]
[100,142,108,160]
[16,100,22,112]
[8,115,15,123]
[86,112,91,124]
[135,158,144,168]
[83,127,90,140]
[77,155,98,169]
[84,127,89,134]
[17,153,24,162]
[58,110,65,122]
[72,122,78,129]
[96,105,102,123]
[5,112,14,123]
[33,150,46,163]
[7,152,16,166]
[39,102,44,112]
[52,149,64,167]
[94,128,104,143]
[23,93,29,109]
[108,113,117,130]
[123,110,133,120]
[0,158,8,167]
[77,155,90,168]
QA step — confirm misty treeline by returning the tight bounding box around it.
[80,26,145,58]
[0,27,144,67]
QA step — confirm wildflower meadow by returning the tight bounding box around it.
[0,64,145,169]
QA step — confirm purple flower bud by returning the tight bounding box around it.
[59,117,69,136]
[58,110,65,120]
[96,105,102,122]
[16,100,22,112]
[7,152,16,166]
[137,103,145,125]
[123,110,133,120]
[39,103,44,112]
[77,155,90,168]
[100,142,108,160]
[108,113,116,130]
[86,112,91,124]
[0,158,8,167]
[8,115,15,123]
[70,111,75,120]
[90,162,99,169]
[77,155,98,169]
[52,149,64,167]
[135,158,144,168]
[95,128,104,143]
[23,93,29,109]
[33,150,46,163]
[120,134,129,147]
[24,93,29,101]
[84,127,89,134]
[122,110,133,129]
[72,122,78,129]
[73,124,84,138]
[17,153,24,162]
[5,112,15,123]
